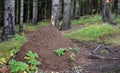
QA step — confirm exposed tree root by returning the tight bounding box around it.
[87,53,120,60]
[84,45,120,72]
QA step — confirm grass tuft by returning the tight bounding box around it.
[72,15,102,25]
[105,35,120,45]
[65,24,116,41]
[37,20,50,26]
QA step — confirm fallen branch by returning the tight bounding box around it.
[92,45,103,54]
[87,53,120,60]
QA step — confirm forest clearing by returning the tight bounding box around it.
[0,0,120,73]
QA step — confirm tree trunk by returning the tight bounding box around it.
[16,0,19,24]
[74,0,80,19]
[59,0,63,20]
[44,0,47,20]
[32,0,37,24]
[36,0,38,21]
[19,0,24,33]
[0,1,2,27]
[71,0,75,19]
[102,0,111,22]
[1,0,15,41]
[117,0,120,16]
[27,0,30,23]
[61,0,71,31]
[0,0,4,27]
[51,0,60,29]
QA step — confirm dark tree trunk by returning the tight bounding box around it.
[61,0,71,31]
[71,0,75,19]
[16,0,19,24]
[102,0,111,22]
[59,0,63,20]
[118,0,120,16]
[36,0,38,21]
[19,0,24,33]
[74,0,80,19]
[51,0,60,29]
[27,0,30,23]
[44,0,47,20]
[0,0,4,27]
[1,0,15,41]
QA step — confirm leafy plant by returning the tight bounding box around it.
[10,49,20,57]
[9,59,29,73]
[54,48,68,56]
[72,44,79,53]
[25,51,41,71]
[73,65,83,72]
[0,57,7,64]
[70,53,76,61]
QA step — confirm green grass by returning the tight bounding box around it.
[24,23,37,31]
[72,15,102,25]
[65,24,116,42]
[37,20,50,26]
[15,20,50,32]
[115,17,120,26]
[0,34,27,63]
[105,35,120,45]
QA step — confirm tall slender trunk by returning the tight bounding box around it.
[102,0,111,22]
[61,0,71,30]
[74,0,80,19]
[27,0,30,23]
[59,0,63,20]
[19,0,24,32]
[36,0,38,21]
[71,0,75,19]
[1,0,15,41]
[32,0,37,24]
[0,1,2,27]
[51,0,60,29]
[44,0,47,20]
[117,0,120,16]
[16,0,19,24]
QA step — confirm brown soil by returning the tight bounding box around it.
[15,25,73,72]
[72,40,120,73]
[14,25,120,73]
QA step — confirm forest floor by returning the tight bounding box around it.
[15,25,120,73]
[0,15,120,73]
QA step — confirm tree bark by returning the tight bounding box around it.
[36,0,38,21]
[61,0,71,31]
[44,0,47,20]
[51,0,60,29]
[102,0,111,22]
[32,0,37,24]
[74,0,80,19]
[27,0,30,23]
[19,0,24,33]
[117,0,120,16]
[1,0,15,41]
[71,0,75,19]
[16,0,19,24]
[59,0,63,20]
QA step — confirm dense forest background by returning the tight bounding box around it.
[0,0,119,26]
